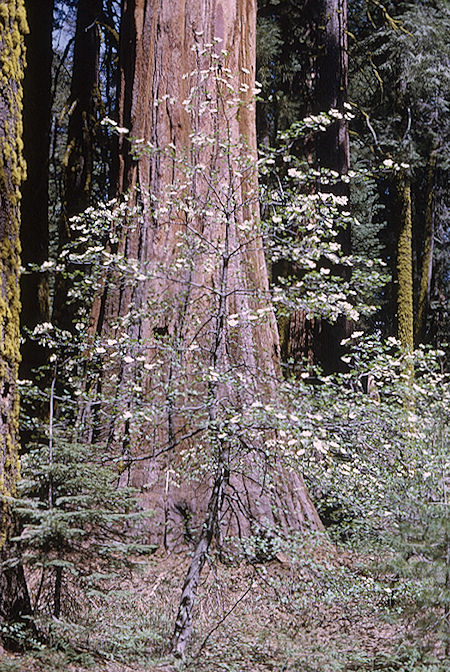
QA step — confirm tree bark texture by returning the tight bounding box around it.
[415,154,436,344]
[396,171,414,351]
[89,0,322,549]
[53,0,102,332]
[0,0,33,629]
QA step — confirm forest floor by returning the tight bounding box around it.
[0,535,446,672]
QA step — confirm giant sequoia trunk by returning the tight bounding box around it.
[0,0,33,631]
[88,0,322,550]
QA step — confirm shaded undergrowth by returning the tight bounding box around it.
[0,534,447,672]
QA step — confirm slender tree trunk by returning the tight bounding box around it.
[89,0,322,551]
[0,0,33,635]
[415,153,436,343]
[171,453,228,657]
[396,171,414,351]
[52,0,102,332]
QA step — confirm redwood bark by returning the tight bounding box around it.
[90,0,322,549]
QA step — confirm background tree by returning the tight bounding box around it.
[20,0,53,380]
[52,0,104,332]
[61,0,103,220]
[18,0,54,449]
[257,0,352,373]
[348,0,450,350]
[306,0,352,372]
[396,169,413,351]
[315,0,349,179]
[415,151,437,343]
[256,0,319,146]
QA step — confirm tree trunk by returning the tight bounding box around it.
[316,0,349,180]
[415,153,436,344]
[0,0,33,634]
[63,0,102,219]
[315,0,352,372]
[284,0,352,374]
[21,0,52,374]
[89,0,322,550]
[52,0,102,332]
[396,171,414,351]
[19,0,53,447]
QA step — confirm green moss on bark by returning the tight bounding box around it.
[396,172,414,352]
[0,0,27,550]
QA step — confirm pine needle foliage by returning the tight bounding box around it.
[11,434,155,627]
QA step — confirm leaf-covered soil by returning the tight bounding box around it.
[0,536,446,672]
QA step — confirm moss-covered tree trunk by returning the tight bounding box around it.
[52,0,102,332]
[89,0,322,551]
[0,0,32,631]
[396,171,414,351]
